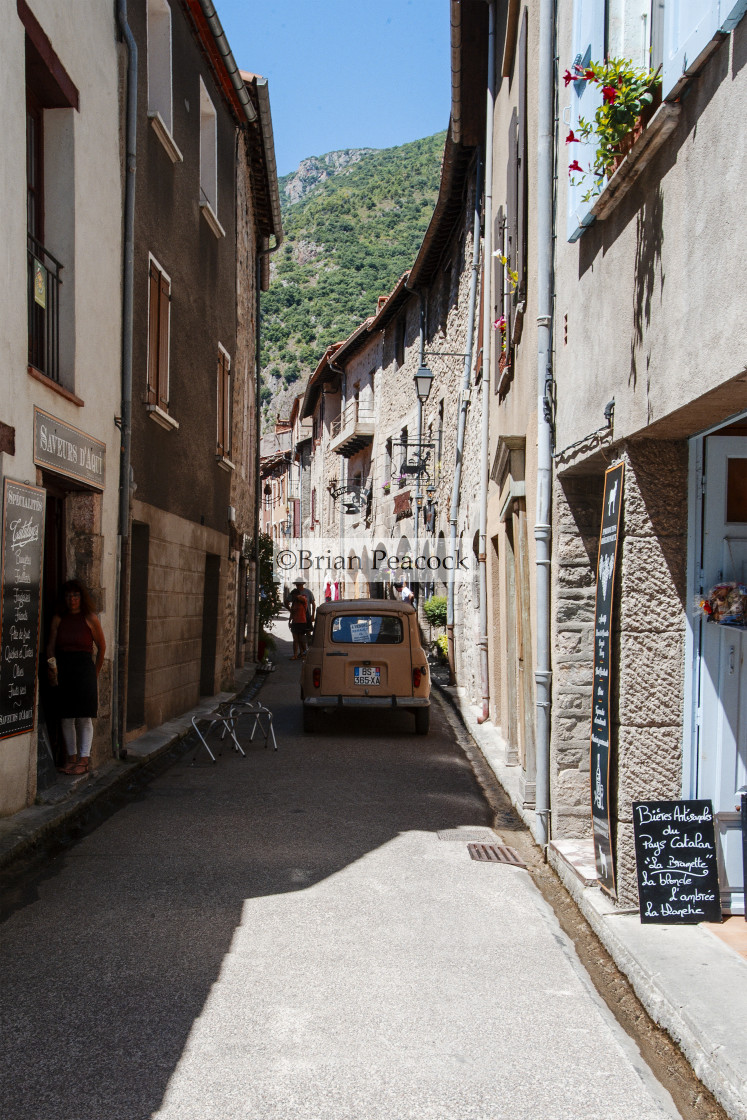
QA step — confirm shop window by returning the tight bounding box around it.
[216,345,232,462]
[147,256,177,429]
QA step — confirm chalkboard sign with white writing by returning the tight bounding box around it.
[0,479,46,740]
[633,800,721,924]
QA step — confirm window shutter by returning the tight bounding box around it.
[217,353,225,455]
[493,206,504,327]
[474,264,485,383]
[157,272,170,410]
[147,263,160,403]
[506,107,519,349]
[222,352,231,457]
[662,1,745,99]
[517,9,528,302]
[566,0,605,242]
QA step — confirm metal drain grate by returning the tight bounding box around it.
[437,828,499,843]
[468,842,526,867]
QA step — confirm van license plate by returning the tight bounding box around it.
[354,667,380,686]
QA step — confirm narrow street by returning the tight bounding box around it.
[2,625,682,1120]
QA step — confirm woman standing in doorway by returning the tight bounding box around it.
[47,579,105,775]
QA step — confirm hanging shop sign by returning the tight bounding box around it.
[0,479,46,740]
[590,460,624,894]
[632,800,721,923]
[33,408,106,490]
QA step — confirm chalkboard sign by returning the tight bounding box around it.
[633,800,722,923]
[0,479,46,740]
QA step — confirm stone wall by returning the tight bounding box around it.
[132,499,228,729]
[551,440,688,903]
[614,439,688,902]
[551,473,602,836]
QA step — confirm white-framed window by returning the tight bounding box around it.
[147,1,174,133]
[199,78,224,237]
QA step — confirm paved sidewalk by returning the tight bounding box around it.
[437,683,747,1120]
[0,663,262,873]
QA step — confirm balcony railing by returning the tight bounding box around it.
[28,235,63,383]
[329,401,375,457]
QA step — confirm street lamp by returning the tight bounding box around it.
[414,365,433,403]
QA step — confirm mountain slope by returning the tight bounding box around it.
[261,132,447,424]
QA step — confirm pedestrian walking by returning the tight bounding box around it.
[46,579,105,774]
[288,577,314,659]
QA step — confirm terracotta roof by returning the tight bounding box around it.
[300,344,343,420]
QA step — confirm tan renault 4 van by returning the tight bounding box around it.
[300,599,431,734]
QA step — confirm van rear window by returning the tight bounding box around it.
[330,615,404,644]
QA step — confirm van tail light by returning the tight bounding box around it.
[313,668,321,688]
[413,667,422,688]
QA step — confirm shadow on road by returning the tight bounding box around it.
[0,628,491,1120]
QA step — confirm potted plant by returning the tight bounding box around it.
[566,57,661,200]
[381,481,391,495]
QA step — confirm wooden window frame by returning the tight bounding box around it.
[146,255,172,417]
[216,344,232,459]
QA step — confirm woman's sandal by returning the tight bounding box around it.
[67,757,90,775]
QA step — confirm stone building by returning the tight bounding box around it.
[0,0,123,811]
[464,0,747,913]
[548,1,747,911]
[296,8,487,696]
[121,1,280,736]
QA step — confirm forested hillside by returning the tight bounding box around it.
[261,132,447,426]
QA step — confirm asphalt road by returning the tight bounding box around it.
[0,626,682,1120]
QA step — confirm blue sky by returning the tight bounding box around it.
[216,0,452,176]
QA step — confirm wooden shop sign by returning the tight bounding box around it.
[34,407,106,490]
[633,800,721,923]
[0,479,46,740]
[590,460,624,894]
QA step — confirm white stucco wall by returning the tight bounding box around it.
[0,0,122,815]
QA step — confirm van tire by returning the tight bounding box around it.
[414,707,430,735]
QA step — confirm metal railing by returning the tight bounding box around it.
[330,400,374,440]
[27,235,63,383]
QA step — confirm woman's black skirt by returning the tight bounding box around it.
[56,651,98,718]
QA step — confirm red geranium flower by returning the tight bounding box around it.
[562,69,575,86]
[602,85,617,103]
[585,67,596,80]
[565,130,578,144]
[568,160,584,175]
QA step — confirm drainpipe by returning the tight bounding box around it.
[447,150,482,684]
[114,0,137,757]
[534,0,556,847]
[252,255,262,658]
[476,0,495,724]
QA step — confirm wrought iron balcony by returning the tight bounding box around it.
[27,235,63,383]
[329,400,375,457]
